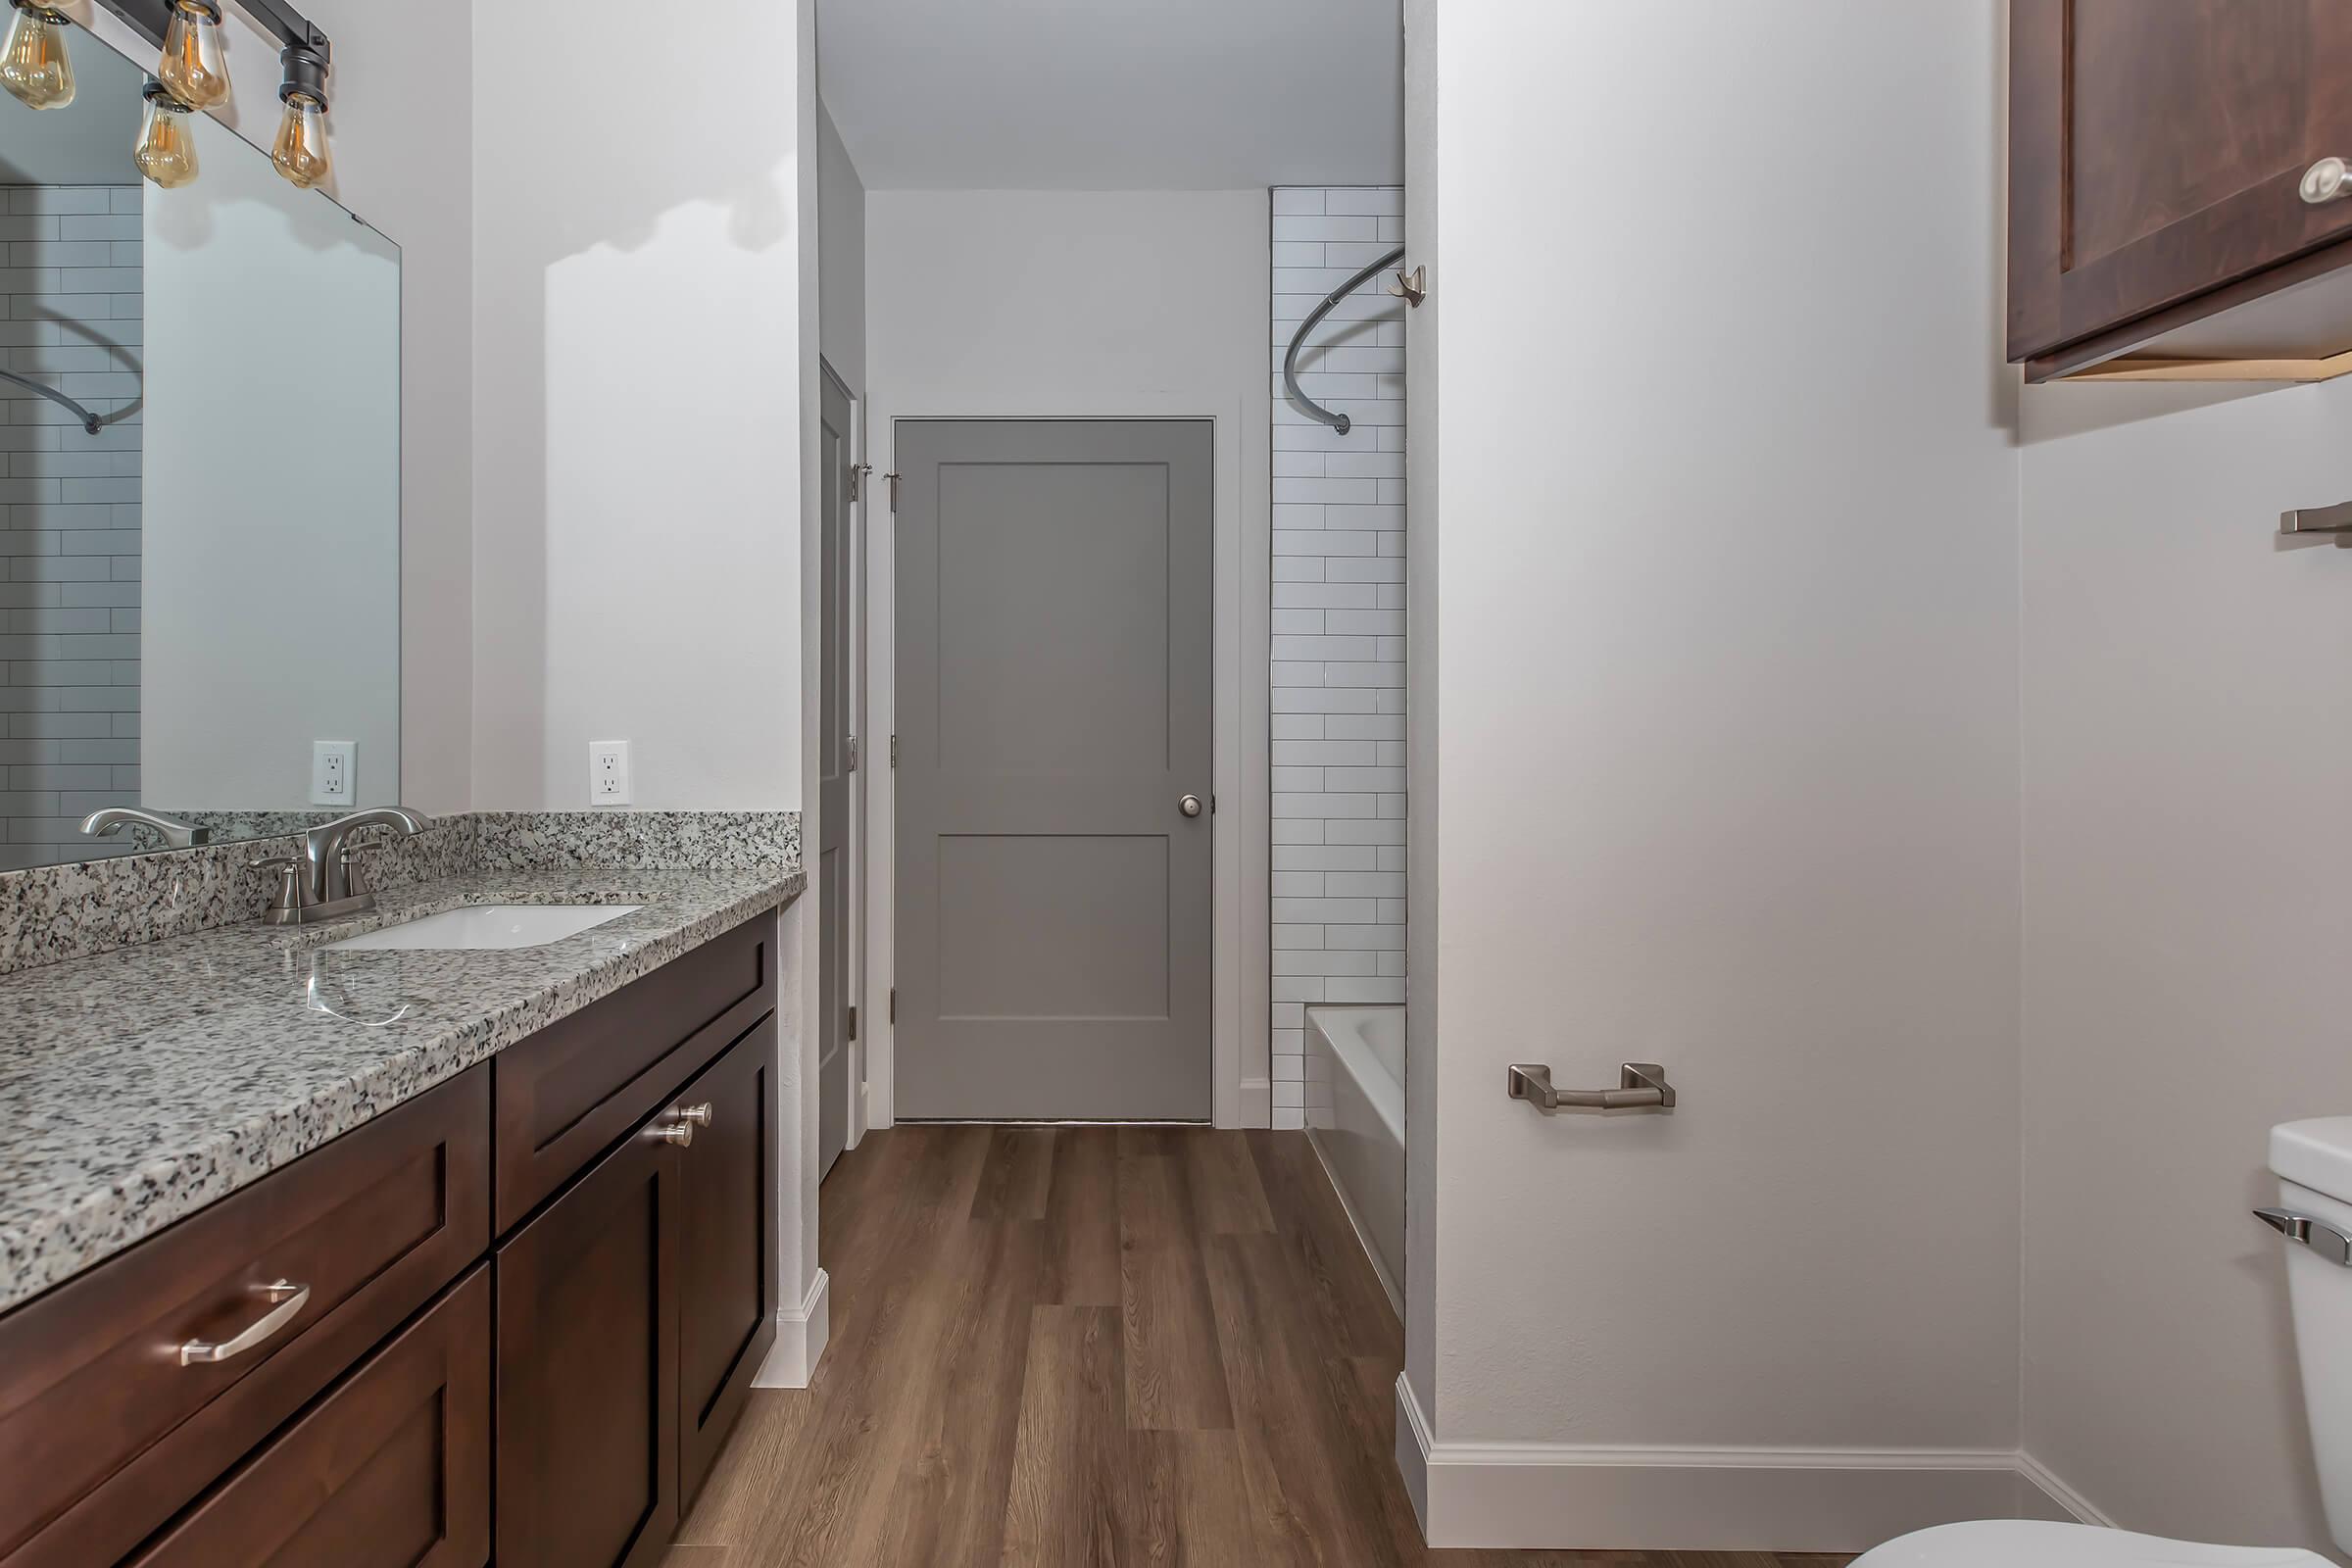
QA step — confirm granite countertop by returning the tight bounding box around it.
[0,864,806,1314]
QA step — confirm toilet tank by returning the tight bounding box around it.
[2271,1117,2352,1554]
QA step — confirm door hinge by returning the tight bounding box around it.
[886,471,902,512]
[890,734,899,768]
[847,1004,858,1042]
[889,987,897,1023]
[845,735,858,773]
[850,461,872,502]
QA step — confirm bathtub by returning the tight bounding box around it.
[1303,1004,1405,1315]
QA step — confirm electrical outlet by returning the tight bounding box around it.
[589,740,631,807]
[312,740,355,807]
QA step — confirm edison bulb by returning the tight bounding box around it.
[156,0,229,112]
[270,92,329,189]
[0,4,74,112]
[133,93,198,190]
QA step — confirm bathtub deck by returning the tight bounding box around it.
[662,1125,1851,1568]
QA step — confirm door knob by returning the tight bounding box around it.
[1179,794,1204,818]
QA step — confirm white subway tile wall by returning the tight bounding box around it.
[0,187,143,869]
[1270,186,1404,1129]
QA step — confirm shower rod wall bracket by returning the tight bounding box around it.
[1283,244,1406,436]
[1389,266,1427,307]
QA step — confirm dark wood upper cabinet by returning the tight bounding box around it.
[2010,0,2352,379]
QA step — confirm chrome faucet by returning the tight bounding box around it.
[79,808,213,849]
[254,807,429,925]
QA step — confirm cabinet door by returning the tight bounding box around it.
[2010,0,2352,363]
[495,1120,680,1568]
[126,1266,491,1568]
[677,1019,779,1508]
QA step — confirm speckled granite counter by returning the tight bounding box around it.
[0,863,805,1313]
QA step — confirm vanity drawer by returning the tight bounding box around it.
[492,914,773,1233]
[126,1264,491,1568]
[0,1066,490,1568]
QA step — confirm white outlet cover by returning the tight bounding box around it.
[312,740,355,807]
[589,740,631,807]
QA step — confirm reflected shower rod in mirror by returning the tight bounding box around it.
[0,369,103,434]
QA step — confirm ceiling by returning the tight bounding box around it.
[816,0,1402,191]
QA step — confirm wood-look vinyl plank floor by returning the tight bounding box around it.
[668,1126,1851,1568]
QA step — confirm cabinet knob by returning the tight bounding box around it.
[677,1102,713,1128]
[2302,157,2352,205]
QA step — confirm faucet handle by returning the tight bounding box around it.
[249,857,314,919]
[337,839,388,897]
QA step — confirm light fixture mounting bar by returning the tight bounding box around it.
[90,0,327,64]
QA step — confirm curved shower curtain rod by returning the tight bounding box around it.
[0,369,103,435]
[1282,244,1404,435]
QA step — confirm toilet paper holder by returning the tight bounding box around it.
[1507,1061,1677,1113]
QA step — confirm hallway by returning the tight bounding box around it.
[662,1125,1850,1566]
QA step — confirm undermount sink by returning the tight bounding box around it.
[324,904,645,953]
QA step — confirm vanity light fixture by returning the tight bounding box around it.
[89,0,334,188]
[269,33,327,188]
[155,0,229,110]
[0,0,74,111]
[132,77,198,189]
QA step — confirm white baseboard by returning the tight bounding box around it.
[2015,1450,2115,1528]
[1396,1374,2103,1552]
[1396,1372,1434,1533]
[753,1267,830,1390]
[1237,1074,1271,1129]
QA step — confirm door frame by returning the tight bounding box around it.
[862,403,1269,1129]
[818,360,869,1158]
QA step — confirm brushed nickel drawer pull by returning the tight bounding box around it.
[179,1280,311,1366]
[676,1102,713,1129]
[1507,1061,1677,1112]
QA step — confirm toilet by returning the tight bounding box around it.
[1857,1118,2352,1567]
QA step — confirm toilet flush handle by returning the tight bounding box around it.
[2255,1207,2352,1267]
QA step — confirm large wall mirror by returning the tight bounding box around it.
[0,10,396,869]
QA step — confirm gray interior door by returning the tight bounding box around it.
[895,419,1213,1121]
[816,371,853,1175]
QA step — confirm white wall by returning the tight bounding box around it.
[143,122,398,809]
[2019,379,2352,1557]
[74,0,474,814]
[863,188,1271,1128]
[1405,0,2024,1547]
[469,0,808,812]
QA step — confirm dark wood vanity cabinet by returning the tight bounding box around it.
[126,1267,493,1568]
[495,1112,682,1568]
[0,912,782,1568]
[2010,0,2352,377]
[677,1018,779,1506]
[491,1015,778,1568]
